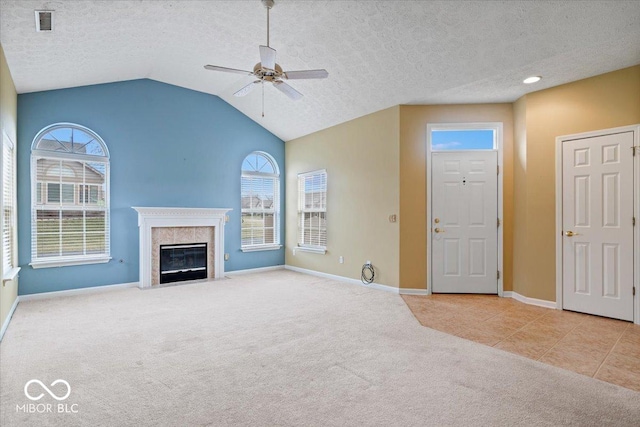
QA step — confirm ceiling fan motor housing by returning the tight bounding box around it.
[253,63,283,82]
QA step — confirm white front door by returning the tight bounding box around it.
[431,151,498,293]
[562,131,634,321]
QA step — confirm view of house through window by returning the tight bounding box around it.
[241,151,280,250]
[431,129,495,150]
[31,124,110,267]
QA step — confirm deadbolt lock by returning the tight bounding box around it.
[434,218,440,223]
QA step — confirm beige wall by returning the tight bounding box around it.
[399,104,514,291]
[285,106,400,287]
[513,65,640,301]
[512,96,528,297]
[0,43,19,334]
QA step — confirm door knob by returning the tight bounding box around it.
[565,231,579,237]
[434,227,444,233]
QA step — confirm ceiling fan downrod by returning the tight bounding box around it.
[262,0,274,47]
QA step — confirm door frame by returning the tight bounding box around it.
[555,124,640,325]
[426,122,504,296]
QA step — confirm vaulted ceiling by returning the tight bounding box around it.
[1,1,639,141]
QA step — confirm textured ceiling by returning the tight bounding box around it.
[1,1,639,141]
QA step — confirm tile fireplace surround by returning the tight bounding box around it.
[133,207,232,289]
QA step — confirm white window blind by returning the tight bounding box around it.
[298,170,327,249]
[2,135,15,272]
[241,152,280,249]
[31,124,110,267]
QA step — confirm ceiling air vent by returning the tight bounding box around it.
[35,10,53,32]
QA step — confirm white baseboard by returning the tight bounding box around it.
[284,265,399,294]
[19,282,140,302]
[399,288,429,296]
[0,296,19,342]
[225,265,285,276]
[503,291,557,309]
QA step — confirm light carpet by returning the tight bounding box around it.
[1,270,638,426]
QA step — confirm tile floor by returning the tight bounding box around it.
[401,294,640,392]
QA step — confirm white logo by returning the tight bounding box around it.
[24,379,71,401]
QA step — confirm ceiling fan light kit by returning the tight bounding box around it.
[204,0,328,115]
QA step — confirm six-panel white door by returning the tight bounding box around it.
[562,131,634,321]
[431,151,498,293]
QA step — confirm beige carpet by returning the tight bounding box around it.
[1,270,638,426]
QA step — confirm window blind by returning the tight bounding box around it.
[2,137,14,271]
[32,157,109,259]
[241,174,278,247]
[298,170,327,248]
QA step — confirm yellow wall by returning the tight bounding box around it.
[285,106,400,287]
[0,43,19,334]
[513,65,640,301]
[399,104,514,291]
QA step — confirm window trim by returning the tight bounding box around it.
[240,151,281,251]
[30,123,111,268]
[297,169,327,254]
[2,131,19,281]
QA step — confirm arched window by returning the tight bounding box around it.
[31,123,110,268]
[241,152,281,251]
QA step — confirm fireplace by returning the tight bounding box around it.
[133,207,232,289]
[160,243,208,284]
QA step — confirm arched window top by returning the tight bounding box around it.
[242,151,279,175]
[32,123,109,159]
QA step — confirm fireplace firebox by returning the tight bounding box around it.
[159,243,207,284]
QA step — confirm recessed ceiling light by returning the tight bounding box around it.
[523,76,542,84]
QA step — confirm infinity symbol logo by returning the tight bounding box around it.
[24,379,71,401]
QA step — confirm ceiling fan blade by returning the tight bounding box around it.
[259,45,276,70]
[234,81,260,97]
[204,65,253,75]
[273,80,303,101]
[283,69,329,80]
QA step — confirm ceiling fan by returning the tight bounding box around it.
[204,0,328,109]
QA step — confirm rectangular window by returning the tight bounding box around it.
[431,129,495,151]
[79,184,100,204]
[47,183,75,204]
[2,134,15,272]
[297,170,327,251]
[241,175,278,248]
[33,157,109,264]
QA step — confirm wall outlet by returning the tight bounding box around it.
[224,253,230,261]
[339,256,344,264]
[293,248,296,256]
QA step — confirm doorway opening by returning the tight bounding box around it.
[426,123,504,295]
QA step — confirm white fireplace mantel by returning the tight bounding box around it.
[133,207,232,289]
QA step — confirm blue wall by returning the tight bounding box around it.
[17,79,285,295]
